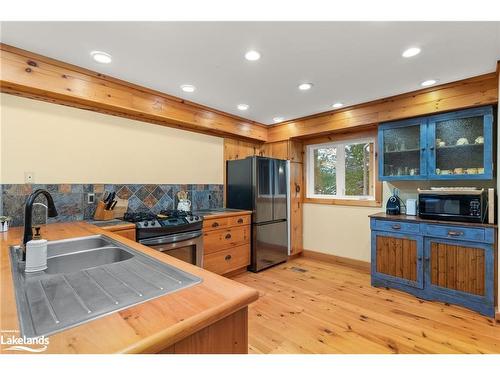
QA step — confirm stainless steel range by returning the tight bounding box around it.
[123,210,203,267]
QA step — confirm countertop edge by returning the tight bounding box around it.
[1,221,258,354]
[197,210,253,219]
[369,212,498,229]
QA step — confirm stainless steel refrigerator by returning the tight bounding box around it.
[226,156,289,272]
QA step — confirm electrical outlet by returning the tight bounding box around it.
[87,193,95,204]
[24,172,35,184]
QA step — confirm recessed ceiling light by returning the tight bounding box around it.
[273,117,284,123]
[298,83,313,91]
[332,102,343,109]
[245,50,261,61]
[421,79,437,87]
[180,84,196,93]
[90,51,112,64]
[237,104,249,111]
[402,47,421,58]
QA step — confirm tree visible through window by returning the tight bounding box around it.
[345,143,372,196]
[313,147,337,195]
[307,138,375,200]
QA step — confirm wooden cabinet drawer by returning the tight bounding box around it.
[204,225,250,254]
[204,244,250,275]
[423,224,486,243]
[228,215,251,227]
[203,217,230,231]
[371,219,420,234]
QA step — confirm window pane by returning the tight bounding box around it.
[313,147,337,195]
[345,142,373,197]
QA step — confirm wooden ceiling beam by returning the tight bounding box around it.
[1,43,498,145]
[268,72,498,142]
[0,43,268,142]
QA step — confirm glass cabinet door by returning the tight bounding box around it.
[428,107,493,180]
[379,119,426,180]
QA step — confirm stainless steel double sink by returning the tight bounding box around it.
[9,235,201,338]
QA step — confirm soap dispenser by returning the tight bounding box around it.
[25,226,48,273]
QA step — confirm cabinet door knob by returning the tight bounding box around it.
[212,222,219,228]
[225,254,232,261]
[447,230,463,237]
[391,224,401,230]
[225,233,232,240]
[237,218,244,224]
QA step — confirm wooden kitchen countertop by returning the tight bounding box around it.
[369,212,498,229]
[195,209,252,219]
[0,222,258,354]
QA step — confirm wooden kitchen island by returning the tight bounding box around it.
[0,222,258,354]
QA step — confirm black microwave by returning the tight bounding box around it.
[418,188,489,223]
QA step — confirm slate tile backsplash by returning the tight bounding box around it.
[2,183,224,227]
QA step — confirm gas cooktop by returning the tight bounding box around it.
[123,210,203,239]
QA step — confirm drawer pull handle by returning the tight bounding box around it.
[212,222,219,228]
[448,230,464,237]
[225,255,232,261]
[225,233,232,240]
[391,224,401,230]
[237,218,244,224]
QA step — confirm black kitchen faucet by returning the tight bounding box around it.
[22,189,58,258]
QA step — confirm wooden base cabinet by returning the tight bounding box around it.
[372,232,423,289]
[370,217,496,317]
[159,307,248,354]
[203,213,251,276]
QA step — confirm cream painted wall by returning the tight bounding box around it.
[304,180,496,263]
[0,94,223,184]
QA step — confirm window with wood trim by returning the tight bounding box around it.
[306,137,376,201]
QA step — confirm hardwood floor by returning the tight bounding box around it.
[232,256,500,354]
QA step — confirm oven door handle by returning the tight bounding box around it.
[139,230,203,246]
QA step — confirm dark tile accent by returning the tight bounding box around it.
[83,184,94,193]
[32,184,47,191]
[142,194,158,208]
[144,184,158,193]
[153,194,174,213]
[2,194,26,226]
[192,190,210,210]
[127,184,141,193]
[71,184,83,193]
[46,184,59,194]
[104,184,115,193]
[58,184,72,193]
[135,186,150,201]
[151,186,165,201]
[116,185,133,200]
[209,190,224,209]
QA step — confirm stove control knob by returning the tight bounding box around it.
[150,221,155,226]
[194,216,199,220]
[144,221,149,227]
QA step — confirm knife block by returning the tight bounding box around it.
[113,198,128,219]
[93,201,115,221]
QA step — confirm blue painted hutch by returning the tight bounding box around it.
[378,106,494,181]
